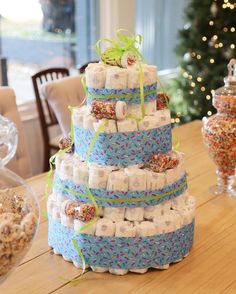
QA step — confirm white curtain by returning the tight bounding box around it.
[135,0,188,70]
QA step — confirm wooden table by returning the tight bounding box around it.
[2,120,236,294]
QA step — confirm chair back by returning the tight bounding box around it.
[31,68,69,143]
[41,75,85,135]
[0,87,32,178]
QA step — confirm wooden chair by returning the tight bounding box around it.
[31,68,69,172]
[78,60,99,74]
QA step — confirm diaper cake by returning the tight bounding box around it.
[47,31,195,275]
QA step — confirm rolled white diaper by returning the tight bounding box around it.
[165,167,181,185]
[127,67,140,88]
[73,161,89,185]
[178,207,195,226]
[145,100,157,115]
[93,119,117,133]
[105,67,128,89]
[109,268,128,275]
[103,207,125,221]
[185,195,196,210]
[88,164,112,189]
[146,170,166,190]
[60,199,75,228]
[142,64,158,85]
[145,200,172,220]
[130,221,155,273]
[91,266,108,273]
[55,193,68,204]
[60,213,74,228]
[55,152,67,171]
[117,118,138,132]
[97,206,104,217]
[125,168,147,191]
[47,195,56,215]
[137,115,159,131]
[126,103,142,117]
[59,156,73,181]
[95,218,115,237]
[115,221,136,237]
[176,152,186,176]
[135,221,157,237]
[125,207,144,221]
[171,192,189,210]
[107,170,129,192]
[74,219,97,235]
[85,64,106,88]
[83,114,98,131]
[154,210,182,233]
[52,206,61,222]
[72,105,89,127]
[127,66,153,88]
[157,109,171,126]
[144,205,165,220]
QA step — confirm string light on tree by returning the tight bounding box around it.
[207,111,212,116]
[173,0,236,122]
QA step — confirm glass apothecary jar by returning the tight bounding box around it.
[202,59,236,196]
[0,115,39,284]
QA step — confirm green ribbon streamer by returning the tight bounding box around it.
[54,179,187,203]
[80,74,88,96]
[85,119,108,163]
[138,62,145,118]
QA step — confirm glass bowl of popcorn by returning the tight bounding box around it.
[0,115,39,284]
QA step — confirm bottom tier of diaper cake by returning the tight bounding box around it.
[47,192,195,275]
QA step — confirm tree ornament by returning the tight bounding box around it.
[210,2,218,17]
[183,52,192,62]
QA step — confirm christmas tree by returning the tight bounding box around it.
[170,0,236,123]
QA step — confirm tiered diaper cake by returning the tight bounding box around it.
[47,32,195,275]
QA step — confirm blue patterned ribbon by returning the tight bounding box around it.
[48,217,194,269]
[74,124,172,166]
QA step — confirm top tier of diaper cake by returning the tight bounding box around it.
[72,32,171,167]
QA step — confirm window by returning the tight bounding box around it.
[0,0,99,104]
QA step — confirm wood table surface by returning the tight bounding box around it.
[2,120,236,294]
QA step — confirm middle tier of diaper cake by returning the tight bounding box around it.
[47,60,195,275]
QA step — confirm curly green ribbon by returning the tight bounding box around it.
[95,29,146,64]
